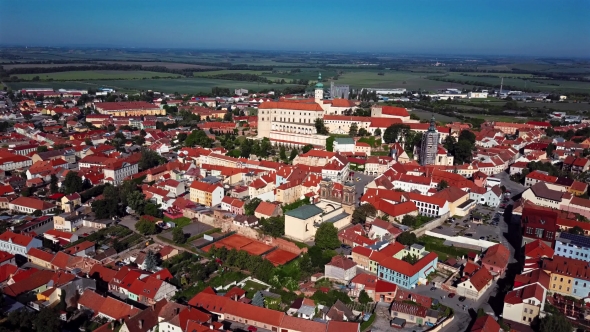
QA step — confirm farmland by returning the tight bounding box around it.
[431,72,590,94]
[2,63,96,70]
[97,61,218,69]
[14,70,181,81]
[4,77,303,94]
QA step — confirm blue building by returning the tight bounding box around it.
[555,232,590,262]
[377,244,438,289]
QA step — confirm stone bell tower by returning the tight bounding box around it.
[342,182,356,214]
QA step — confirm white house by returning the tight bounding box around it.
[103,161,139,185]
[333,138,355,153]
[469,186,503,207]
[0,231,42,256]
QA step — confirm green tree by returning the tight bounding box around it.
[139,148,166,170]
[33,307,62,332]
[50,174,59,194]
[349,123,358,137]
[244,198,262,215]
[126,190,146,215]
[136,219,157,235]
[260,216,285,238]
[568,226,584,235]
[374,128,382,136]
[326,136,335,152]
[539,313,572,332]
[458,130,476,144]
[279,146,287,161]
[314,223,340,250]
[33,209,43,217]
[62,172,83,195]
[352,204,377,224]
[144,250,158,271]
[396,231,417,246]
[401,215,418,227]
[21,187,32,197]
[143,202,161,217]
[177,132,188,143]
[546,143,555,158]
[172,227,186,244]
[437,180,449,191]
[454,140,474,164]
[302,144,314,153]
[314,118,329,135]
[37,145,48,152]
[443,136,456,155]
[383,124,410,144]
[289,148,298,161]
[358,290,372,304]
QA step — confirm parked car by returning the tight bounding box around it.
[459,296,466,302]
[480,236,486,240]
[465,233,473,237]
[449,293,456,298]
[430,287,436,291]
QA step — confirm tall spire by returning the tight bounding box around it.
[315,72,323,89]
[428,115,436,132]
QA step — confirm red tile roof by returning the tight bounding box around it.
[482,244,510,271]
[468,268,494,291]
[3,269,55,297]
[259,101,323,112]
[327,256,357,270]
[470,315,501,332]
[0,230,36,247]
[254,201,279,217]
[380,106,409,117]
[27,247,55,262]
[95,101,159,111]
[78,289,141,320]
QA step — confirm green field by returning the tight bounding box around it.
[408,109,460,123]
[334,71,464,91]
[438,72,590,94]
[15,70,181,81]
[6,78,303,94]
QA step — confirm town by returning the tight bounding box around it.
[0,66,587,332]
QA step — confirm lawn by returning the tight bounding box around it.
[243,280,269,299]
[15,70,180,81]
[419,235,479,261]
[357,136,382,148]
[163,216,191,228]
[208,270,247,288]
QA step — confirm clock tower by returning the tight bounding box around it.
[314,72,324,103]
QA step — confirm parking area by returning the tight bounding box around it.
[430,204,505,243]
[161,221,213,241]
[119,215,139,231]
[353,172,375,203]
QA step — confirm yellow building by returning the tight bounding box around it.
[189,181,224,207]
[28,248,55,270]
[548,273,574,295]
[94,101,165,117]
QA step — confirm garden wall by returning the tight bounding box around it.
[411,212,450,237]
[424,230,497,249]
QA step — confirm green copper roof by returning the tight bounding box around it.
[315,72,323,89]
[285,204,323,220]
[428,115,437,132]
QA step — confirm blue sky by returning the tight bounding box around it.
[0,0,589,57]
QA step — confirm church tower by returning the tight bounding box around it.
[419,115,440,165]
[314,72,324,103]
[342,182,356,214]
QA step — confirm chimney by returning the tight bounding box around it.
[175,307,180,315]
[138,319,143,329]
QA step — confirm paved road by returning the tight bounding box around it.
[352,172,374,204]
